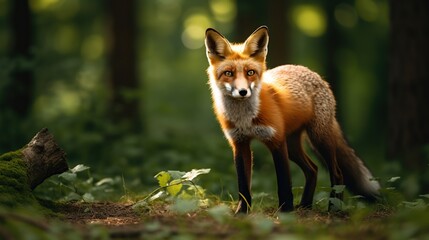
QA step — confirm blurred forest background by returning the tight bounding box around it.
[1,0,428,199]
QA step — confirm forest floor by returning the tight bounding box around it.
[55,201,394,239]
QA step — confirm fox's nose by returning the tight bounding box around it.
[239,89,248,97]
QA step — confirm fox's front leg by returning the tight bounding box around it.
[232,140,253,214]
[268,141,294,212]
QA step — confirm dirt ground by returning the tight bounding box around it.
[55,201,392,239]
[59,202,141,226]
[56,202,234,239]
[57,202,155,238]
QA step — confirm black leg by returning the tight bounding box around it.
[269,142,294,212]
[287,133,318,209]
[233,140,252,214]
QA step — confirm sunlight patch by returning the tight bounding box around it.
[30,0,59,12]
[210,0,236,23]
[182,12,212,49]
[292,4,326,37]
[355,0,379,22]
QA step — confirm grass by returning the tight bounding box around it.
[0,196,399,240]
[1,165,429,239]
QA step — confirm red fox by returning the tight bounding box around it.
[204,26,380,213]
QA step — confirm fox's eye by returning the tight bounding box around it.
[224,71,233,77]
[247,70,255,76]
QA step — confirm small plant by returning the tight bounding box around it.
[133,168,211,211]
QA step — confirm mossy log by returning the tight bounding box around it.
[0,128,68,208]
[21,128,68,189]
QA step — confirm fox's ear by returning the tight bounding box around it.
[243,26,269,60]
[205,28,233,64]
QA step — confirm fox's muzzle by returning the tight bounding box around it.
[228,76,254,98]
[223,82,252,98]
[232,88,251,98]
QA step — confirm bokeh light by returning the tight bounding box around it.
[355,0,379,22]
[292,5,326,37]
[210,0,236,23]
[182,12,212,49]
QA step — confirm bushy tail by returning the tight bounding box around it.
[333,121,381,201]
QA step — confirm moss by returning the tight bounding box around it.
[0,150,23,161]
[0,151,45,210]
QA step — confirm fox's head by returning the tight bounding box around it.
[205,26,269,99]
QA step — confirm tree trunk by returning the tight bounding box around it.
[324,0,340,99]
[21,128,69,189]
[235,0,290,68]
[107,0,140,130]
[388,0,429,168]
[8,0,34,117]
[0,0,34,153]
[267,0,290,67]
[235,0,264,42]
[388,0,429,196]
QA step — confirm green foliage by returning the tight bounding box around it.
[134,168,211,213]
[34,164,126,202]
[153,169,210,199]
[5,160,429,240]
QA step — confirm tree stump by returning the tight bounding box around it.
[21,128,69,189]
[0,128,68,208]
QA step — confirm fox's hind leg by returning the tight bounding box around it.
[287,131,318,209]
[307,125,344,209]
[266,140,294,212]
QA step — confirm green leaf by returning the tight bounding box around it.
[58,172,77,182]
[148,191,165,202]
[388,176,401,183]
[182,168,211,181]
[95,178,114,186]
[419,194,429,199]
[402,199,426,209]
[64,192,81,201]
[168,170,186,180]
[169,199,199,214]
[186,184,206,198]
[178,191,193,200]
[332,185,345,194]
[83,193,95,202]
[329,197,344,211]
[154,171,171,187]
[166,179,183,196]
[70,164,90,173]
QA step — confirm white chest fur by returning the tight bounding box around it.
[221,94,276,141]
[224,125,276,142]
[211,80,276,141]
